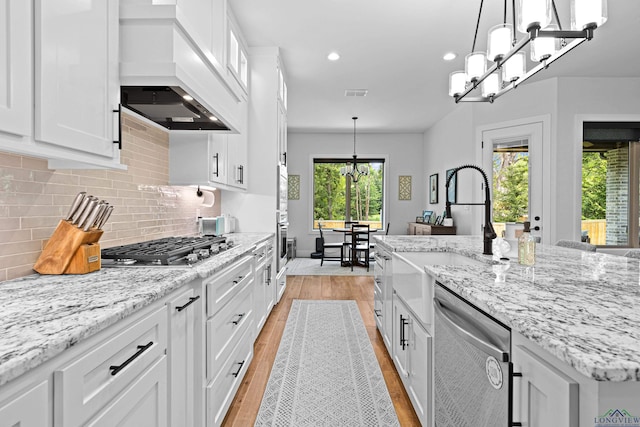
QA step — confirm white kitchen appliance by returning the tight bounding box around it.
[199,217,218,236]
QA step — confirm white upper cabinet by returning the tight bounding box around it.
[35,0,120,161]
[0,0,32,139]
[0,0,124,170]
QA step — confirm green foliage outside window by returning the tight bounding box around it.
[581,152,607,220]
[313,160,384,227]
[493,153,529,222]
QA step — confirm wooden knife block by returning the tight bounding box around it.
[34,220,104,275]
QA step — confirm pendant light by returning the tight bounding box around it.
[516,0,552,33]
[340,117,369,183]
[448,0,608,103]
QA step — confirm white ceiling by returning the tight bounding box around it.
[230,0,639,134]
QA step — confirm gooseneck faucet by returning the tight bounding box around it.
[445,164,497,255]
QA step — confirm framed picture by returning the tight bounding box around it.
[416,216,424,223]
[422,210,433,222]
[446,168,457,204]
[429,173,438,204]
[399,175,412,200]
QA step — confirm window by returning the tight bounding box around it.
[581,122,640,246]
[313,158,385,230]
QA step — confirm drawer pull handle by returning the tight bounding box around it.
[232,275,244,284]
[176,296,200,312]
[374,309,382,317]
[231,360,245,377]
[231,313,245,325]
[109,341,153,376]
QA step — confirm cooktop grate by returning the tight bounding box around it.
[101,236,227,265]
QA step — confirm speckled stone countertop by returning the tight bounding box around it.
[0,232,272,388]
[374,235,640,382]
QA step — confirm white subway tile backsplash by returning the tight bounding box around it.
[0,112,221,281]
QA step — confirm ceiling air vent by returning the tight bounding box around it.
[345,89,368,97]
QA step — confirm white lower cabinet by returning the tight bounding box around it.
[85,356,167,427]
[204,254,255,426]
[0,381,49,427]
[167,287,200,427]
[54,306,168,427]
[254,241,275,333]
[374,248,393,354]
[512,343,579,427]
[392,293,432,426]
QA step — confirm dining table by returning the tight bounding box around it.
[332,227,377,267]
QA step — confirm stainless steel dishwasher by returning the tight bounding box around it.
[433,283,514,427]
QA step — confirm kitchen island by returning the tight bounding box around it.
[0,232,272,426]
[375,234,640,426]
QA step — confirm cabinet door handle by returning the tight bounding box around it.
[231,360,245,377]
[374,309,382,318]
[231,313,245,325]
[112,105,122,149]
[283,152,287,166]
[212,153,219,177]
[109,341,153,376]
[400,315,409,350]
[175,295,200,312]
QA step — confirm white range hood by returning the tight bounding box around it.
[119,3,245,132]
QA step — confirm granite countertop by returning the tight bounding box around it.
[0,232,272,388]
[375,235,640,382]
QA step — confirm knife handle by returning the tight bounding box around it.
[71,196,92,224]
[66,192,86,221]
[77,199,97,229]
[83,203,104,232]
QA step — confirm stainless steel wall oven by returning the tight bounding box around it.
[276,212,288,273]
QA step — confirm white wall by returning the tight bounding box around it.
[287,132,424,256]
[423,76,640,244]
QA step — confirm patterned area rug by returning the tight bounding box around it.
[285,257,374,276]
[254,300,399,426]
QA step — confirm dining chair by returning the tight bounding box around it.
[555,239,596,252]
[350,223,370,271]
[318,223,346,265]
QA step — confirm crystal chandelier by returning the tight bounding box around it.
[449,0,607,103]
[340,117,369,183]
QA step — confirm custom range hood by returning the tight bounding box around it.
[119,3,246,133]
[121,86,230,131]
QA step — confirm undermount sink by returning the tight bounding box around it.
[395,251,489,268]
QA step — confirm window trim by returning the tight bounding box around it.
[575,114,640,248]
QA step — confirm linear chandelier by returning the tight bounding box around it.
[340,117,369,183]
[449,0,607,103]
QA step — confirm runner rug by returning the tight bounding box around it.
[254,300,399,426]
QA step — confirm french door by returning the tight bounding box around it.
[480,118,549,244]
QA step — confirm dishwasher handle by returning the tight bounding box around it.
[433,297,509,362]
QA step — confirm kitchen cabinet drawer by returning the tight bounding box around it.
[0,380,49,427]
[206,323,254,427]
[206,280,254,382]
[85,356,167,427]
[205,255,253,317]
[54,306,167,427]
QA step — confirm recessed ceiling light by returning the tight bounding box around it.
[183,94,194,101]
[443,52,457,61]
[209,115,219,121]
[327,52,340,61]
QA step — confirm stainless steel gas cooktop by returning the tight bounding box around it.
[101,236,229,267]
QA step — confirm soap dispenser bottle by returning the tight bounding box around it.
[518,221,536,265]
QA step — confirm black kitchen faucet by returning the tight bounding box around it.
[445,164,497,255]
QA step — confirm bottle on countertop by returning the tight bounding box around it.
[518,221,536,265]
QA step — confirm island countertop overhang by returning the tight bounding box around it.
[374,235,640,382]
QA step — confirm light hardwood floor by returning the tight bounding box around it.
[221,274,422,426]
